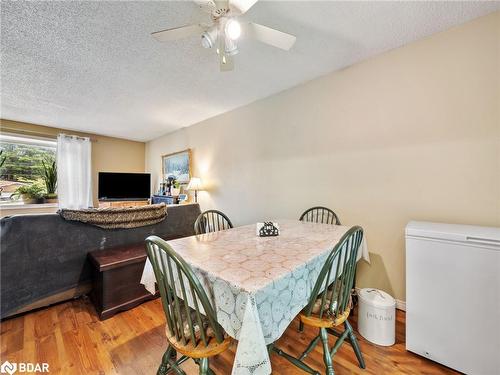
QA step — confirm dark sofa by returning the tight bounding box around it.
[0,203,201,318]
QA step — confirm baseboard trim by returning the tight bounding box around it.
[355,287,406,311]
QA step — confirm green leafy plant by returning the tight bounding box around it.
[12,182,46,200]
[0,142,55,182]
[41,157,57,195]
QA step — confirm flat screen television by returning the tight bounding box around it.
[98,172,151,200]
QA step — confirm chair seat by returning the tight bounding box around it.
[300,289,353,328]
[165,326,231,359]
[165,301,231,359]
[299,307,351,328]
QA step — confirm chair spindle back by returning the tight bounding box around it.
[194,210,234,235]
[304,226,363,320]
[299,206,341,225]
[145,235,224,347]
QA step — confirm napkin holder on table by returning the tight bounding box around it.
[257,222,280,237]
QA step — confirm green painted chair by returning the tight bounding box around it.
[271,226,366,375]
[299,206,341,225]
[194,209,234,235]
[145,236,231,375]
[298,206,342,332]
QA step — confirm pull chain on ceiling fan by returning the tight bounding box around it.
[151,0,297,72]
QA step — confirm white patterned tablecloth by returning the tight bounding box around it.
[141,220,369,375]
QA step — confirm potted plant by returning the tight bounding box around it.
[171,179,181,196]
[12,183,46,204]
[42,158,58,203]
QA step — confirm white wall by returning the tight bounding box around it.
[146,13,500,300]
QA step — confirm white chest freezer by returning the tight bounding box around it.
[406,221,500,375]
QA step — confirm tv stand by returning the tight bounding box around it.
[98,200,149,208]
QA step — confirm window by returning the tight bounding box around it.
[0,133,57,204]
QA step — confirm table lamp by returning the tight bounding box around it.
[186,177,202,203]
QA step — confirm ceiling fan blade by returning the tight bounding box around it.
[229,0,258,15]
[152,24,205,42]
[245,22,296,51]
[218,37,234,72]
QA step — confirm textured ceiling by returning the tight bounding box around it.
[1,1,499,141]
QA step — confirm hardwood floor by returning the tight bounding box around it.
[1,297,459,374]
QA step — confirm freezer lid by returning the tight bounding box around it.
[406,221,500,248]
[358,288,396,308]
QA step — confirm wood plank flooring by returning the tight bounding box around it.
[1,297,459,374]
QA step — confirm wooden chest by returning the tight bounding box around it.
[88,243,158,320]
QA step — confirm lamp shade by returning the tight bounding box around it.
[186,177,202,191]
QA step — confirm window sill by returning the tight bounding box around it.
[0,203,58,210]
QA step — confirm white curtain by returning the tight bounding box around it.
[57,134,93,209]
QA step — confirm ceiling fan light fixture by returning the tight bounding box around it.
[152,0,296,72]
[225,18,241,40]
[201,33,213,48]
[225,46,239,56]
[224,37,239,56]
[201,26,218,48]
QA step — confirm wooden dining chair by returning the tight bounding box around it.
[194,210,234,235]
[298,206,342,332]
[145,235,231,375]
[299,206,341,225]
[271,226,366,375]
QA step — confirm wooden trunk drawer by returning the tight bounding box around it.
[88,243,158,320]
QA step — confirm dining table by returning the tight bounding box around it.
[141,219,370,375]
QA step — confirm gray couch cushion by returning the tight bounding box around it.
[0,203,201,318]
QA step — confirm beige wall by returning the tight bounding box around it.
[0,119,146,208]
[146,13,500,301]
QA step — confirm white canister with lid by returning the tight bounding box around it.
[357,288,396,346]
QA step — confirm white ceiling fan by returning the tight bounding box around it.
[151,0,297,72]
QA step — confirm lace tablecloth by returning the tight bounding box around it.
[141,220,370,375]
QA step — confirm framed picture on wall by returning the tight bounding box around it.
[162,149,192,184]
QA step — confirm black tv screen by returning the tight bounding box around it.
[98,172,151,200]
